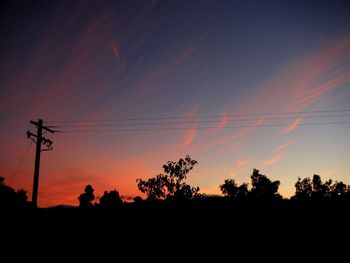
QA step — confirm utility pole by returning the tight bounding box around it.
[27,119,55,208]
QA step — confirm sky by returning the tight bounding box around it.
[1,0,350,207]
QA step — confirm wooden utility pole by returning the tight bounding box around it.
[27,119,55,208]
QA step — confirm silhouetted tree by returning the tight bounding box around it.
[136,155,200,201]
[133,196,143,204]
[78,185,95,208]
[312,174,332,200]
[0,176,28,208]
[294,177,312,201]
[250,169,280,199]
[220,179,248,199]
[331,181,347,199]
[99,189,123,208]
[293,174,350,201]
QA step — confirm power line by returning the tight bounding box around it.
[59,121,350,133]
[9,140,33,185]
[45,109,350,123]
[57,113,350,128]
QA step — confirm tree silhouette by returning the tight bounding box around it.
[78,185,95,208]
[292,174,350,201]
[331,181,348,199]
[312,174,332,200]
[0,176,28,208]
[133,196,143,204]
[136,155,200,201]
[294,177,312,201]
[220,179,248,199]
[99,189,123,208]
[250,169,281,199]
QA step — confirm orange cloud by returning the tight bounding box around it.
[284,118,302,133]
[233,117,265,139]
[263,152,287,166]
[230,33,350,122]
[275,141,292,152]
[292,36,350,97]
[287,73,350,110]
[219,114,228,128]
[235,158,250,168]
[183,127,197,146]
[110,41,120,63]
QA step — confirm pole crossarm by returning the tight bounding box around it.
[27,118,56,208]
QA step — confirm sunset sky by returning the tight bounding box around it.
[1,0,350,207]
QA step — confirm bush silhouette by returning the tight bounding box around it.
[220,179,248,199]
[78,185,95,208]
[292,174,350,201]
[99,189,123,208]
[0,176,28,209]
[250,169,281,200]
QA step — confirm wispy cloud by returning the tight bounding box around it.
[232,33,350,121]
[263,152,287,166]
[219,114,228,128]
[183,127,197,146]
[275,141,292,152]
[182,108,199,147]
[110,41,120,63]
[235,158,250,168]
[284,118,303,133]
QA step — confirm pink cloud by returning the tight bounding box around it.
[232,117,265,139]
[263,152,287,166]
[110,41,120,63]
[181,108,198,147]
[230,34,350,122]
[235,158,250,168]
[183,127,197,146]
[275,141,292,152]
[286,73,350,111]
[284,118,302,133]
[219,114,228,128]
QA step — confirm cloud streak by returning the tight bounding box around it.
[275,141,292,152]
[183,128,197,146]
[263,152,287,166]
[235,158,250,168]
[284,118,303,133]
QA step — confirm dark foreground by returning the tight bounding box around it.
[2,199,349,255]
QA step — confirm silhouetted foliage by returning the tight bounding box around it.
[136,155,200,201]
[133,196,143,204]
[0,176,28,208]
[78,185,95,208]
[294,177,312,200]
[292,174,350,201]
[331,181,348,198]
[99,189,123,208]
[250,169,281,199]
[220,179,248,199]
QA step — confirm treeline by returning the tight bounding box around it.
[1,155,350,210]
[76,155,350,208]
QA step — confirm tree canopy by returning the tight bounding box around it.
[293,174,350,201]
[78,185,95,208]
[220,179,248,199]
[219,169,281,201]
[0,176,28,209]
[136,155,201,201]
[99,189,123,208]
